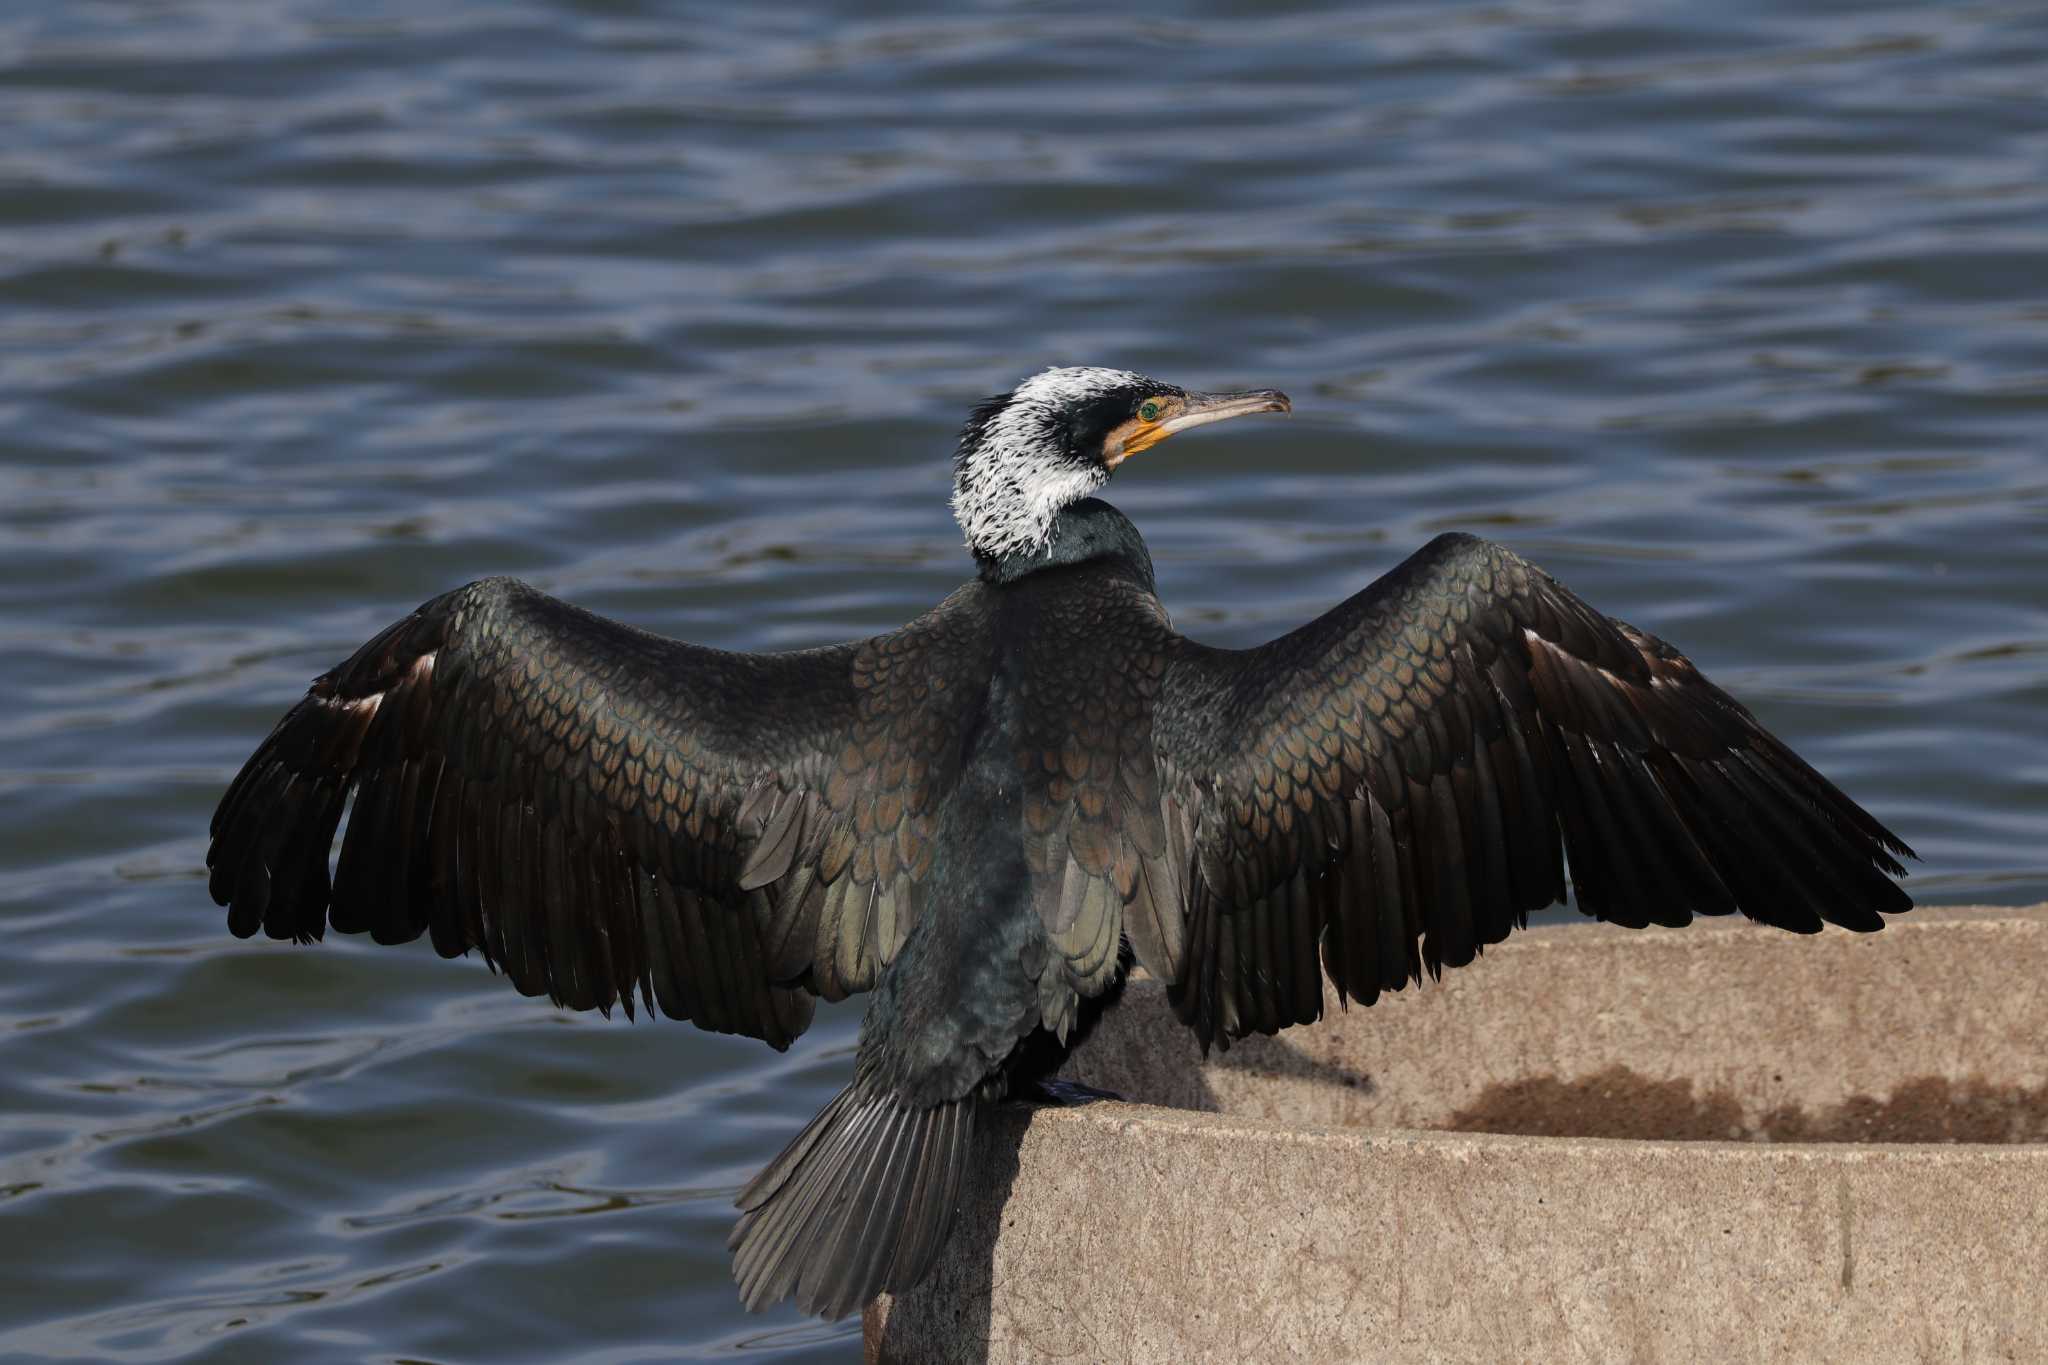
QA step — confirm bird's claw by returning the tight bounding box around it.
[1019,1076,1125,1107]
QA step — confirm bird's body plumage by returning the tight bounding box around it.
[207,368,1912,1321]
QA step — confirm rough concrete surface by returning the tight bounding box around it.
[866,905,2048,1363]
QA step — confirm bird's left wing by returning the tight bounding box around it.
[207,576,992,1047]
[1152,533,1912,1050]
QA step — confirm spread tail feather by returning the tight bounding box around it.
[729,1073,980,1320]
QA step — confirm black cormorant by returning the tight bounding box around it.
[207,366,1913,1320]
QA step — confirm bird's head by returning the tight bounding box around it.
[951,366,1291,561]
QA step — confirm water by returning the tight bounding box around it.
[2,0,2044,1359]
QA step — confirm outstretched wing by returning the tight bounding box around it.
[207,576,992,1047]
[1153,532,1913,1049]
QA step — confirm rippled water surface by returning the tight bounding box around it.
[3,1,2045,1359]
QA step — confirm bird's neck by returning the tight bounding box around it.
[974,498,1155,588]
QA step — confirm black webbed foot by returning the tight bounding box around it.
[1017,1076,1125,1107]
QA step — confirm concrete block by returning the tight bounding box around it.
[866,905,2048,1363]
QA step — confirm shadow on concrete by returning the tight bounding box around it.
[868,1101,1028,1364]
[1208,1029,1378,1098]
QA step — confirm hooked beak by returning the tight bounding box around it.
[1114,388,1292,463]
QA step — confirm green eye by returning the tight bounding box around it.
[1138,400,1162,422]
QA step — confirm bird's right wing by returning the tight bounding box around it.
[207,576,993,1048]
[1153,533,1913,1049]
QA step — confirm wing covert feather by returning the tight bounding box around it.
[208,576,992,1047]
[1155,532,1913,1049]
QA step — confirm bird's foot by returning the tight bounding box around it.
[1018,1076,1125,1107]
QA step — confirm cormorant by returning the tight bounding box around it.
[207,366,1913,1320]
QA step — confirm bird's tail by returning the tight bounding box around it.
[729,1070,980,1321]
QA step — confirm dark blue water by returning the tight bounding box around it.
[2,1,2044,1360]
